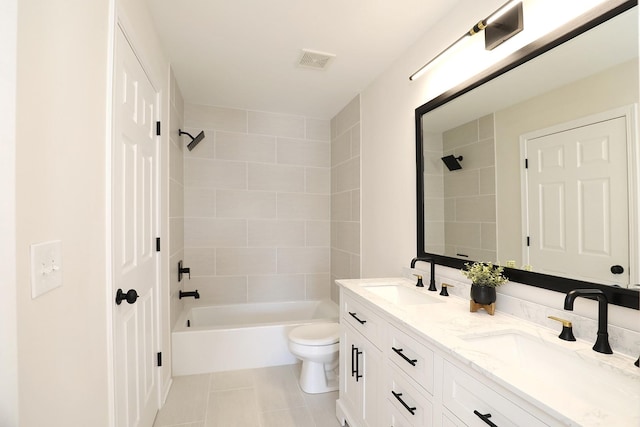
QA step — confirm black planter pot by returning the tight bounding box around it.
[470,285,497,305]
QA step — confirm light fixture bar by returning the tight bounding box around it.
[409,0,523,81]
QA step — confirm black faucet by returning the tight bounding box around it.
[179,290,200,299]
[410,257,437,291]
[564,289,612,354]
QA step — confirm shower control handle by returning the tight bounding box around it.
[115,288,138,305]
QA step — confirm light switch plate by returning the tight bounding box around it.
[30,240,63,298]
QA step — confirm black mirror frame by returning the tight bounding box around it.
[415,0,639,310]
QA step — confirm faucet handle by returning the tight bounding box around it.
[440,283,453,296]
[413,274,424,287]
[548,316,576,341]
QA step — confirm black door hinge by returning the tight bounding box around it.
[526,236,530,246]
[156,237,161,252]
[157,352,162,367]
[525,158,529,169]
[156,121,161,136]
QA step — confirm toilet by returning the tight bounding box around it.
[288,322,340,394]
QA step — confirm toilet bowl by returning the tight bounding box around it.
[288,322,340,394]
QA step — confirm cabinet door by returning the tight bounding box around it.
[361,337,382,427]
[341,324,363,417]
[340,323,382,427]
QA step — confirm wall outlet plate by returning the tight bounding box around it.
[30,240,62,298]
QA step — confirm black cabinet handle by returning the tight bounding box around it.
[355,347,363,381]
[391,391,416,415]
[349,311,367,324]
[351,345,357,377]
[474,410,498,427]
[115,288,138,305]
[391,347,417,366]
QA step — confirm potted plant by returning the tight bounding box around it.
[461,262,508,305]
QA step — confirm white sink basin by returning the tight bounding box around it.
[461,331,639,413]
[362,284,442,305]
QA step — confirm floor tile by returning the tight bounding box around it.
[154,364,343,427]
[153,374,210,426]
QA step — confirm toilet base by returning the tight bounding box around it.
[299,360,339,394]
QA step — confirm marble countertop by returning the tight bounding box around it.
[337,277,640,427]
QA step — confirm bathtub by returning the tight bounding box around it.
[171,299,339,375]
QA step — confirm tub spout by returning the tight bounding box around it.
[179,290,200,299]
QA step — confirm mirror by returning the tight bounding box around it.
[416,2,639,309]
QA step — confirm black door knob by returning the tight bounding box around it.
[115,288,138,305]
[610,265,624,274]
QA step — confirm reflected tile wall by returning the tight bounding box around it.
[183,104,331,304]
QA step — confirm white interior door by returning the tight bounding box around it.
[113,27,160,427]
[524,116,629,286]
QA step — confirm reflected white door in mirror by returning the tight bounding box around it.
[521,107,636,287]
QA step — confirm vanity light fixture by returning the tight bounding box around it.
[441,155,463,171]
[409,0,523,81]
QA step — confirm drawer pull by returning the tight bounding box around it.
[349,311,367,324]
[474,410,498,427]
[391,391,416,415]
[351,345,357,377]
[391,347,417,366]
[355,347,363,381]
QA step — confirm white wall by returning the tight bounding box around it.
[0,0,18,425]
[182,105,332,304]
[16,0,112,424]
[360,0,639,328]
[15,0,172,424]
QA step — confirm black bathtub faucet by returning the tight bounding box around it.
[179,290,200,299]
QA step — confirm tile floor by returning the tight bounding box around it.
[153,364,344,427]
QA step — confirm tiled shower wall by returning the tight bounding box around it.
[169,69,185,328]
[182,104,331,304]
[330,96,361,300]
[442,113,497,262]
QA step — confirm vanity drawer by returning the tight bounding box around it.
[442,361,550,427]
[387,324,434,395]
[342,293,385,349]
[385,364,433,427]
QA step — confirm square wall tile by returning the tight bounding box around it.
[216,190,276,219]
[184,158,246,189]
[247,274,305,302]
[248,163,305,193]
[184,218,247,247]
[248,111,305,138]
[248,220,305,247]
[185,104,247,132]
[215,131,276,163]
[216,248,277,275]
[278,193,330,220]
[305,118,331,141]
[277,138,330,168]
[278,247,329,274]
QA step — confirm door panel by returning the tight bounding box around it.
[113,27,159,427]
[526,116,629,286]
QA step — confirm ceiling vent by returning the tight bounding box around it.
[298,49,335,70]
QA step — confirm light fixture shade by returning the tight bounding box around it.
[485,1,524,50]
[441,155,463,171]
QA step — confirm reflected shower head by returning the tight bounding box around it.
[441,155,463,171]
[179,129,205,151]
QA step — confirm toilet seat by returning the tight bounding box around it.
[288,322,340,346]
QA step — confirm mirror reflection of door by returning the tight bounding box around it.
[523,114,629,286]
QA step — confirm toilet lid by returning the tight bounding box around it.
[289,322,340,346]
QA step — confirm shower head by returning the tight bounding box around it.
[441,155,463,171]
[179,129,205,151]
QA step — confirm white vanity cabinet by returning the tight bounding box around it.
[337,284,565,427]
[337,290,384,427]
